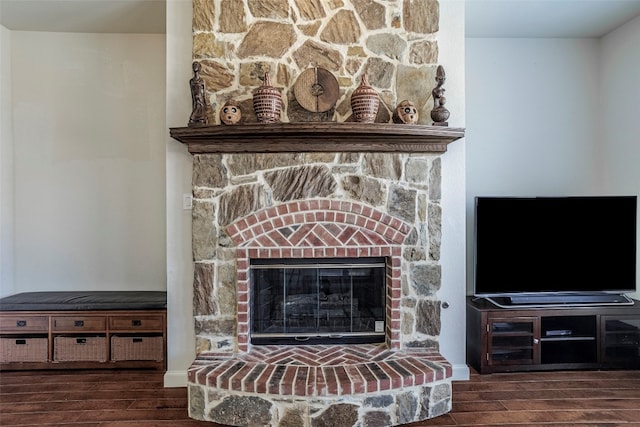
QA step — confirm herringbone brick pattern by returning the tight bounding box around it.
[227,199,412,247]
[188,344,451,397]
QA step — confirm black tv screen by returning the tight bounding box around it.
[474,196,637,297]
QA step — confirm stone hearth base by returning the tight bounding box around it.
[187,344,452,426]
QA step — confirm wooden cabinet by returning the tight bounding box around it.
[0,310,166,371]
[467,297,640,374]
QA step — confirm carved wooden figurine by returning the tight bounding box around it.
[430,65,450,126]
[188,61,208,127]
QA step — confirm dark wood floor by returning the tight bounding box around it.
[1,368,639,426]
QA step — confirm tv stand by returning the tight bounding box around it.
[487,293,634,308]
[467,296,640,374]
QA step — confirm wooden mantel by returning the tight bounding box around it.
[169,122,465,154]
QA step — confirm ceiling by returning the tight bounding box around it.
[1,0,640,37]
[0,0,166,34]
[466,0,640,38]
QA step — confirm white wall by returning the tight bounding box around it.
[7,32,166,294]
[164,0,196,387]
[466,38,602,198]
[601,16,640,185]
[438,0,469,380]
[0,25,15,297]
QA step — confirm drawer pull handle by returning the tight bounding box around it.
[16,320,27,327]
[132,320,142,327]
[76,338,87,344]
[15,339,27,345]
[133,338,143,343]
[74,320,85,327]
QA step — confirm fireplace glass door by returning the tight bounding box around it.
[250,257,386,345]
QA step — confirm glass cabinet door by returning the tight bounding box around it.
[602,316,640,366]
[488,317,539,366]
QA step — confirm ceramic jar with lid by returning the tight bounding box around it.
[253,72,282,123]
[350,74,379,123]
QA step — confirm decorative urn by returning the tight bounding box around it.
[252,72,282,123]
[350,74,379,123]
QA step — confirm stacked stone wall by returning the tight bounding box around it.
[192,0,441,125]
[191,152,443,353]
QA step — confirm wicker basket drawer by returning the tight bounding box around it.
[0,316,48,333]
[111,336,164,361]
[53,336,107,362]
[52,316,106,332]
[109,316,164,332]
[0,337,48,363]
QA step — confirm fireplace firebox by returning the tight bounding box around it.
[250,257,386,345]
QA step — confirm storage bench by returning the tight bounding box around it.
[0,291,166,371]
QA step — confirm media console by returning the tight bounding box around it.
[466,296,640,374]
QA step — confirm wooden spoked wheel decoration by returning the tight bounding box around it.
[294,67,340,113]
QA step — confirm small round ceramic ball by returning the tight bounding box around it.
[393,100,418,124]
[220,100,242,125]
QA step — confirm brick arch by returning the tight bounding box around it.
[229,199,410,352]
[226,199,413,248]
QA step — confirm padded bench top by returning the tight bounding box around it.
[0,291,167,311]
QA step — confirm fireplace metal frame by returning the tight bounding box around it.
[249,257,387,345]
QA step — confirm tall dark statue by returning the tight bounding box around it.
[430,65,450,126]
[188,61,208,127]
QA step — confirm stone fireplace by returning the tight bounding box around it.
[172,123,463,426]
[170,0,465,424]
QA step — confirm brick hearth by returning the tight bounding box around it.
[188,344,452,426]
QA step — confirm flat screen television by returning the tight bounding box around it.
[473,195,637,307]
